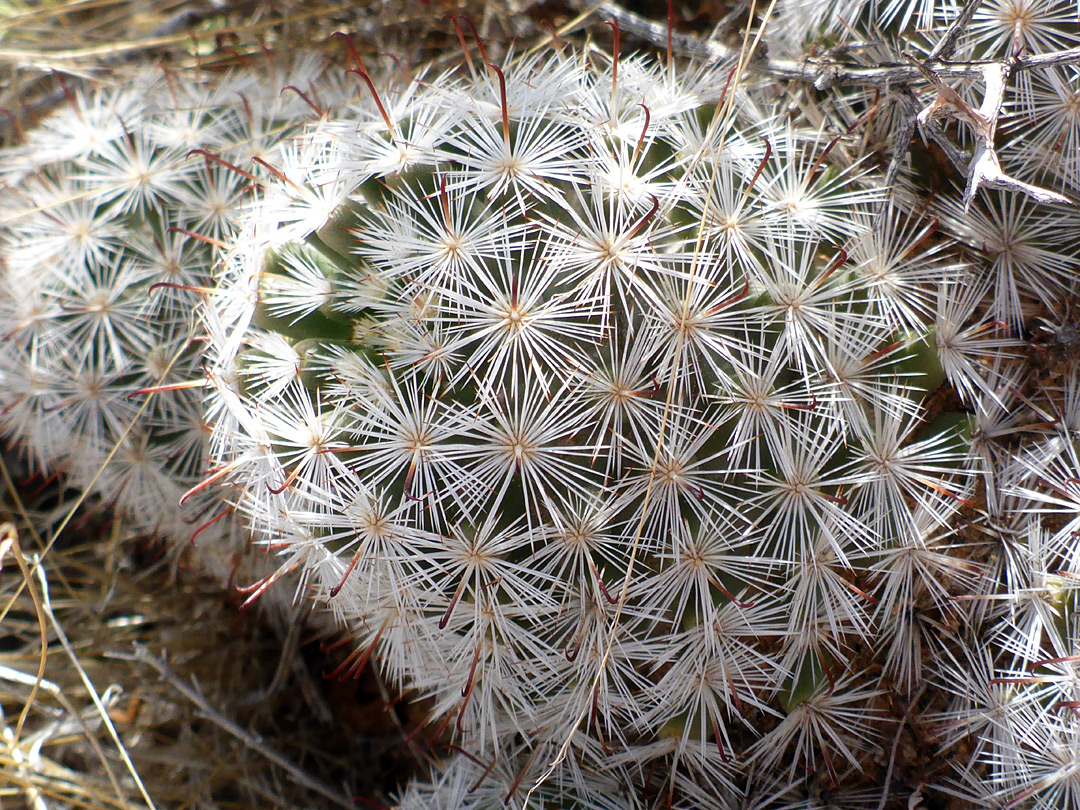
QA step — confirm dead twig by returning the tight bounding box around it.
[571,0,1078,207]
[926,0,984,61]
[569,0,1080,88]
[908,53,1074,207]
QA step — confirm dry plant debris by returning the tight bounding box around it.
[0,465,425,807]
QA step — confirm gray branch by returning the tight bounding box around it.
[569,0,1080,89]
[926,0,984,61]
[571,0,1077,206]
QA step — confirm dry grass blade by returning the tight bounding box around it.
[0,517,146,810]
[0,454,422,810]
[0,0,543,144]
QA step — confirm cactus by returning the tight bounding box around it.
[1,1,1079,807]
[195,30,1031,806]
[0,55,347,551]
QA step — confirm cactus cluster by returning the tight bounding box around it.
[1,0,1080,807]
[0,56,347,553]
